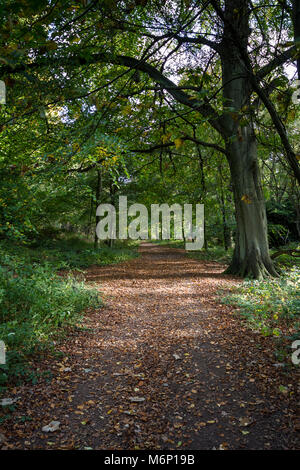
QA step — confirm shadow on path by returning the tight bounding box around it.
[3,243,299,450]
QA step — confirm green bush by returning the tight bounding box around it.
[0,255,102,390]
[0,237,138,271]
[0,237,138,390]
[266,199,298,247]
[221,266,300,362]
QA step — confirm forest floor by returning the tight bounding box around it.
[1,243,299,450]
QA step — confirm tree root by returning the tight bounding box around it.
[225,255,279,280]
[271,249,300,260]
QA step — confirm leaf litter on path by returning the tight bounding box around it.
[0,243,299,450]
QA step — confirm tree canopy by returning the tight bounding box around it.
[0,0,299,278]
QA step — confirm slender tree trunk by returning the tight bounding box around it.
[107,178,115,248]
[221,202,231,251]
[94,169,102,249]
[203,217,208,251]
[217,162,231,251]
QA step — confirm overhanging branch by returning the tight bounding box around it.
[130,135,227,155]
[1,52,226,136]
[256,46,297,80]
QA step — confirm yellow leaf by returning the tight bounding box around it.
[241,194,252,204]
[161,132,171,144]
[46,41,58,51]
[24,33,34,42]
[174,138,183,149]
[7,44,18,53]
[70,37,80,43]
[122,105,131,116]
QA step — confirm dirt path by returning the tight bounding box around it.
[1,243,299,450]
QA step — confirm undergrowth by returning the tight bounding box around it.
[0,237,138,391]
[221,256,299,366]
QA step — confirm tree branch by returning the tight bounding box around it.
[173,34,221,52]
[130,135,227,155]
[1,52,226,136]
[256,46,297,80]
[271,249,300,259]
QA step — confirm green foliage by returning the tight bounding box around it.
[151,239,185,249]
[0,260,100,389]
[187,246,233,264]
[153,241,233,263]
[222,262,300,363]
[266,200,298,247]
[270,242,300,269]
[0,236,138,270]
[0,238,138,389]
[0,169,38,241]
[0,0,299,395]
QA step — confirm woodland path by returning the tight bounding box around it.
[1,243,299,450]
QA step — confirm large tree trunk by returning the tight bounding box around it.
[220,0,277,279]
[225,132,278,279]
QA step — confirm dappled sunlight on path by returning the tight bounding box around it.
[2,243,299,450]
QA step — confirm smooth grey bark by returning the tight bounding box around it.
[225,133,277,278]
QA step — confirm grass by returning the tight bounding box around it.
[0,236,138,391]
